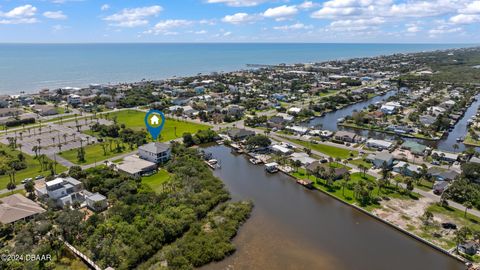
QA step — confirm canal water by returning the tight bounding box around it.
[306,92,480,152]
[201,145,464,270]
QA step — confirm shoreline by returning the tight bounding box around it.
[237,146,468,267]
[1,44,477,95]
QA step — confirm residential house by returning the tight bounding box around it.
[393,161,421,176]
[227,128,255,141]
[334,131,362,143]
[117,155,158,178]
[367,152,394,168]
[366,139,394,150]
[306,161,349,180]
[427,167,459,181]
[138,142,172,164]
[86,193,108,212]
[67,94,81,105]
[271,144,294,155]
[401,141,427,156]
[0,194,46,224]
[431,150,459,163]
[32,105,58,116]
[290,152,316,166]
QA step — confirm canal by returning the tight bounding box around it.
[201,145,464,270]
[306,91,480,152]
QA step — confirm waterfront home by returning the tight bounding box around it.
[227,128,255,141]
[0,194,46,224]
[277,113,295,122]
[380,104,397,115]
[138,142,172,164]
[431,150,459,163]
[393,161,421,176]
[286,125,309,135]
[35,177,102,208]
[117,155,158,178]
[309,129,334,138]
[271,144,294,155]
[334,131,362,143]
[366,139,394,150]
[287,107,302,115]
[400,141,427,155]
[290,152,316,166]
[367,152,394,168]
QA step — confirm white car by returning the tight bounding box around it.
[21,178,33,184]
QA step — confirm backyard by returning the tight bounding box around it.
[142,169,171,193]
[284,137,359,159]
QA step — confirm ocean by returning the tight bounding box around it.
[0,43,474,94]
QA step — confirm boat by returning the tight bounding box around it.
[265,162,279,173]
[456,137,464,142]
[297,179,313,189]
[205,159,220,169]
[249,158,262,165]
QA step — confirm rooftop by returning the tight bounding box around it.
[0,194,45,224]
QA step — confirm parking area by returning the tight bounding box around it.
[0,118,112,156]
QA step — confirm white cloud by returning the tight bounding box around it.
[104,5,162,27]
[264,5,298,19]
[222,13,259,24]
[450,13,480,24]
[429,25,463,36]
[406,25,421,33]
[195,30,208,34]
[298,1,318,10]
[101,4,110,11]
[459,1,480,14]
[206,0,269,7]
[327,17,384,32]
[223,31,232,36]
[274,23,313,30]
[43,11,67,20]
[0,4,38,24]
[145,20,192,35]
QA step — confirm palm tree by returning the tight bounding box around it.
[453,143,459,153]
[358,164,367,178]
[464,201,473,218]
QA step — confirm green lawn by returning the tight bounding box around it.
[349,158,373,169]
[428,204,480,232]
[0,189,26,199]
[105,110,211,141]
[142,170,171,193]
[291,169,419,211]
[59,140,127,165]
[0,144,67,190]
[284,138,358,159]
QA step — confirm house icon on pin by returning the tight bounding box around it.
[150,115,160,125]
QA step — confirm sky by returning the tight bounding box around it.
[0,0,479,43]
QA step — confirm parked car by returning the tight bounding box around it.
[35,175,44,180]
[21,178,33,184]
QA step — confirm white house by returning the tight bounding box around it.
[287,107,302,115]
[138,142,172,164]
[67,94,81,105]
[366,139,394,150]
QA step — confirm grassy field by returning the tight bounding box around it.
[0,189,26,199]
[0,144,67,190]
[142,170,171,193]
[105,110,211,141]
[284,137,358,159]
[349,158,373,169]
[59,139,128,165]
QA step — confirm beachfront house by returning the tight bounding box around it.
[431,150,459,163]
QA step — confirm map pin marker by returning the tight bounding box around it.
[145,110,166,141]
